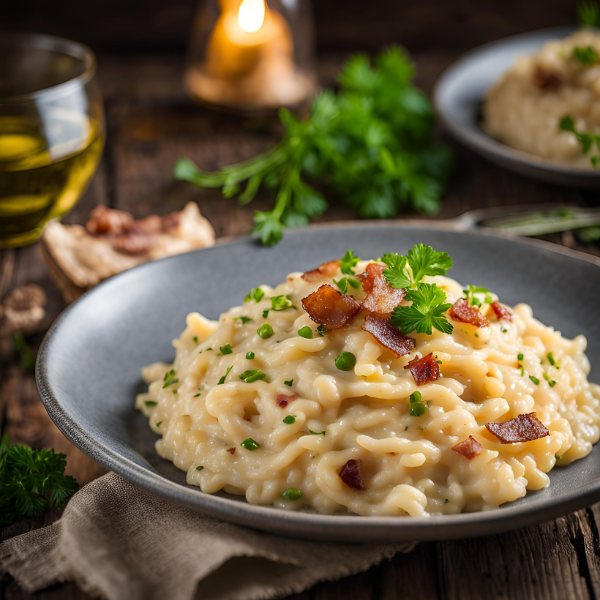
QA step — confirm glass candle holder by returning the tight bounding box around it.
[0,34,105,248]
[184,0,317,113]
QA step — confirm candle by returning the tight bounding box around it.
[185,0,315,111]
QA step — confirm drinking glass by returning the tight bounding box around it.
[0,33,105,248]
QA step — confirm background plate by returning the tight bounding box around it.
[434,27,600,190]
[37,224,600,542]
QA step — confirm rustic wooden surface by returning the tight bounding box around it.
[1,49,600,600]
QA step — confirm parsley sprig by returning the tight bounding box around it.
[381,244,454,335]
[0,435,78,525]
[560,116,600,167]
[578,1,600,27]
[573,45,599,66]
[175,47,453,245]
[262,295,296,318]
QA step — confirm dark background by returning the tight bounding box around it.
[2,0,577,53]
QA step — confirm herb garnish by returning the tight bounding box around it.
[193,336,199,344]
[233,316,253,324]
[547,352,559,367]
[578,1,600,27]
[333,277,361,294]
[219,343,233,355]
[283,415,296,424]
[156,421,163,427]
[0,435,79,525]
[340,250,360,275]
[218,366,233,385]
[298,326,313,339]
[145,401,158,408]
[316,325,327,336]
[309,429,326,435]
[384,244,454,335]
[560,115,600,167]
[282,487,302,500]
[284,379,293,386]
[263,295,296,318]
[196,466,204,471]
[462,284,490,307]
[518,353,524,361]
[573,45,599,66]
[239,369,267,383]
[163,370,179,388]
[543,373,557,387]
[246,351,255,359]
[241,438,260,451]
[529,375,540,385]
[175,48,453,246]
[245,287,265,303]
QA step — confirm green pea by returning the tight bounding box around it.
[298,326,313,339]
[409,391,422,404]
[257,323,274,339]
[282,488,302,500]
[409,404,426,417]
[335,351,356,371]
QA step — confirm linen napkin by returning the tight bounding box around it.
[0,472,416,600]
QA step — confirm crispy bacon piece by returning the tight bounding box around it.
[449,298,489,328]
[277,394,298,408]
[226,447,236,455]
[490,301,512,322]
[338,459,366,491]
[452,435,483,460]
[357,263,405,316]
[86,205,133,235]
[301,260,340,282]
[301,284,361,330]
[113,232,154,255]
[534,66,562,89]
[404,353,440,386]
[485,412,549,444]
[362,314,415,357]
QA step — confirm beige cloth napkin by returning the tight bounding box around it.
[0,472,415,600]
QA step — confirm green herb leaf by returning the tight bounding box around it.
[578,1,600,26]
[529,375,540,385]
[162,370,178,388]
[390,283,453,335]
[407,244,453,282]
[245,287,265,303]
[573,45,599,66]
[284,379,293,386]
[518,353,524,361]
[241,438,260,451]
[193,336,199,344]
[316,325,327,336]
[340,250,360,275]
[263,295,296,318]
[145,401,158,408]
[560,115,600,167]
[309,429,326,435]
[218,366,233,385]
[156,421,163,427]
[233,316,253,324]
[543,373,557,387]
[547,352,557,367]
[239,369,267,383]
[220,343,233,355]
[196,466,204,471]
[381,253,412,288]
[333,277,349,294]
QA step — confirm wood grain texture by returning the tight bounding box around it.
[1,49,599,600]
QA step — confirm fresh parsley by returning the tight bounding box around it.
[578,1,600,27]
[263,295,296,318]
[560,115,600,167]
[284,379,293,386]
[145,400,158,408]
[239,369,267,383]
[218,366,233,385]
[245,287,265,303]
[162,369,178,388]
[333,277,360,294]
[233,316,253,324]
[0,435,79,525]
[175,47,453,245]
[462,284,490,307]
[219,343,233,355]
[573,45,599,66]
[340,250,360,275]
[316,325,327,336]
[391,283,453,335]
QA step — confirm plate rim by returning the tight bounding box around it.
[433,25,600,179]
[36,223,600,542]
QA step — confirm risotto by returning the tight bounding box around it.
[483,29,600,168]
[136,246,600,517]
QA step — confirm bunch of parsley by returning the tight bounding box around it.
[0,434,78,525]
[175,47,453,245]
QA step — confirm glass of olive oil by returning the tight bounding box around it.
[0,34,105,247]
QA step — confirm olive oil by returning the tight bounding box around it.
[0,114,104,247]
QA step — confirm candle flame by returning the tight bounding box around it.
[238,0,266,33]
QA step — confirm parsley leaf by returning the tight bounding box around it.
[463,284,490,307]
[407,243,453,282]
[239,369,267,383]
[340,250,360,275]
[162,370,178,388]
[0,435,79,525]
[245,287,265,303]
[560,115,600,167]
[381,253,412,288]
[573,45,599,66]
[578,2,600,27]
[390,283,453,335]
[263,295,296,318]
[219,343,233,355]
[218,366,233,385]
[233,316,253,324]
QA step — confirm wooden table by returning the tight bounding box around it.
[1,50,599,600]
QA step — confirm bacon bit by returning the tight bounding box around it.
[244,416,252,422]
[485,412,549,444]
[357,263,405,316]
[490,301,512,322]
[404,353,440,386]
[86,205,133,235]
[301,284,361,330]
[534,66,562,90]
[362,314,415,357]
[227,447,236,455]
[452,435,483,460]
[338,459,366,491]
[301,260,340,282]
[449,298,489,328]
[113,232,154,255]
[277,394,298,408]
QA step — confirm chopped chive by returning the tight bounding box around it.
[309,429,326,435]
[529,375,540,385]
[218,365,233,385]
[193,393,200,397]
[500,327,508,333]
[233,316,253,324]
[284,379,293,386]
[282,488,302,500]
[156,421,162,427]
[316,325,327,337]
[196,466,204,471]
[239,369,267,383]
[445,498,449,504]
[145,401,158,408]
[543,373,557,387]
[518,353,524,361]
[193,336,199,344]
[547,352,557,367]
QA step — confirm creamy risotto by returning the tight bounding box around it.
[483,29,600,168]
[136,247,600,517]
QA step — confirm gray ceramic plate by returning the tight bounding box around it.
[37,224,600,542]
[434,27,600,189]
